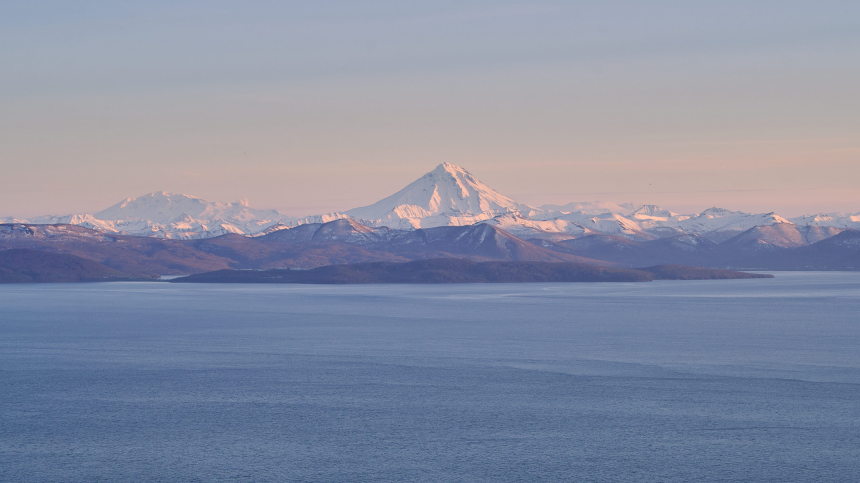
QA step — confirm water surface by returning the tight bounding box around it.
[2,272,859,482]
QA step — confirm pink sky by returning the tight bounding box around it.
[2,1,858,218]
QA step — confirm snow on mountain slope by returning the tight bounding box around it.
[0,223,118,242]
[96,192,291,225]
[0,217,28,224]
[720,223,846,250]
[559,212,650,239]
[674,208,790,238]
[802,225,846,243]
[20,192,299,239]
[483,213,590,241]
[789,212,860,230]
[528,211,650,239]
[26,214,143,235]
[721,223,810,250]
[9,190,371,240]
[4,164,857,244]
[629,205,683,221]
[344,163,533,229]
[513,204,799,242]
[538,201,637,216]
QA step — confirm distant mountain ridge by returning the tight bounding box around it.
[0,219,606,277]
[4,192,299,240]
[3,164,858,245]
[3,219,859,277]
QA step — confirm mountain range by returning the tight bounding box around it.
[4,163,859,243]
[1,163,859,277]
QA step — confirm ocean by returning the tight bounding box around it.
[1,272,859,482]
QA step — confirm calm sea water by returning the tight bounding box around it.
[1,273,859,482]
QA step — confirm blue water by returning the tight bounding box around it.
[1,273,859,482]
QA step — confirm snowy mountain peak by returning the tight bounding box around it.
[538,201,636,216]
[701,207,734,216]
[630,205,677,218]
[96,192,209,221]
[424,163,499,200]
[789,212,860,228]
[8,164,858,242]
[434,162,464,173]
[60,191,301,239]
[344,164,531,229]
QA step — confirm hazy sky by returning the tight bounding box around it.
[2,0,859,217]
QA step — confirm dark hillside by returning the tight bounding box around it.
[738,230,860,270]
[0,249,144,283]
[172,259,651,284]
[172,259,769,284]
[0,224,234,276]
[639,264,773,280]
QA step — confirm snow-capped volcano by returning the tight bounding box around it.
[95,191,289,225]
[344,163,533,229]
[15,192,298,239]
[96,192,232,221]
[3,163,857,244]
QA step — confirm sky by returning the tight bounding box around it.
[2,0,859,218]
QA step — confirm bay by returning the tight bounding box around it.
[1,272,859,482]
